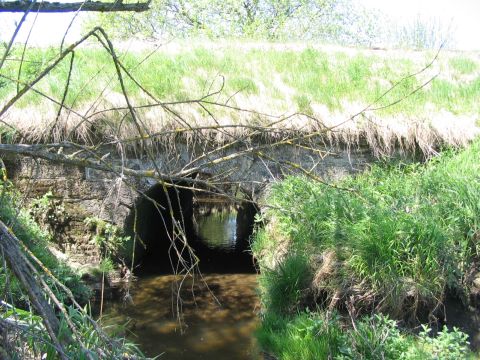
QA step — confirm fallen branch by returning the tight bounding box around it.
[0,220,68,359]
[0,1,151,13]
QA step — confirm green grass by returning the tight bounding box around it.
[2,43,479,117]
[1,42,478,151]
[0,181,148,358]
[252,140,480,359]
[257,311,472,360]
[449,57,478,75]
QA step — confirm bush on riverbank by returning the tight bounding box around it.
[0,179,149,358]
[252,140,480,358]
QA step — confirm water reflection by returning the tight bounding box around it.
[197,211,238,251]
[102,274,260,359]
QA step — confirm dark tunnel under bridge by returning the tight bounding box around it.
[123,183,258,274]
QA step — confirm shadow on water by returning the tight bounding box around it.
[103,274,260,360]
[103,185,261,359]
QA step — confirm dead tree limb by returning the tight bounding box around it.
[0,1,151,13]
[0,220,68,360]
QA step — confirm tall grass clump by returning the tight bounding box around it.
[259,253,312,315]
[253,140,480,358]
[255,141,480,317]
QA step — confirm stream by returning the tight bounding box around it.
[101,204,261,359]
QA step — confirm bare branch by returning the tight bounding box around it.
[0,0,151,13]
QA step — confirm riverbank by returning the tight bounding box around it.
[252,140,480,359]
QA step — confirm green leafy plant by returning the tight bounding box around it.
[29,191,70,244]
[257,311,472,360]
[84,216,131,263]
[253,140,480,359]
[2,303,146,359]
[0,180,90,305]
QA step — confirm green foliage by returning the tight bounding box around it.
[29,191,69,243]
[253,141,480,358]
[257,311,343,360]
[260,254,311,314]
[0,181,90,305]
[2,44,479,120]
[449,57,478,75]
[84,217,131,262]
[0,184,144,358]
[88,0,381,45]
[3,304,146,359]
[412,325,471,360]
[294,94,314,115]
[254,141,480,316]
[257,311,472,360]
[86,0,460,50]
[336,315,411,359]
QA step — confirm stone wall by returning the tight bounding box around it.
[2,142,375,265]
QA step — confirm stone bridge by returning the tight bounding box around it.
[2,141,374,265]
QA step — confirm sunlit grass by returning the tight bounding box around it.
[256,311,472,360]
[2,43,479,116]
[1,42,478,151]
[449,57,478,75]
[252,140,480,359]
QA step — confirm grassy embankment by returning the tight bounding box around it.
[0,43,479,154]
[252,140,480,359]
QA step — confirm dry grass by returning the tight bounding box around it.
[1,41,479,156]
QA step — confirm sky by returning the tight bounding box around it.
[360,0,480,50]
[0,0,479,50]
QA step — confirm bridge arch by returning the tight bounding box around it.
[124,182,258,273]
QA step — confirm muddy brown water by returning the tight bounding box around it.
[102,208,262,359]
[102,273,260,359]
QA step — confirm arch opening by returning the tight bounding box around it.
[124,183,258,274]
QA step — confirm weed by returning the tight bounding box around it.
[259,253,311,315]
[84,216,131,262]
[449,57,478,75]
[253,140,480,358]
[257,311,472,360]
[0,180,90,305]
